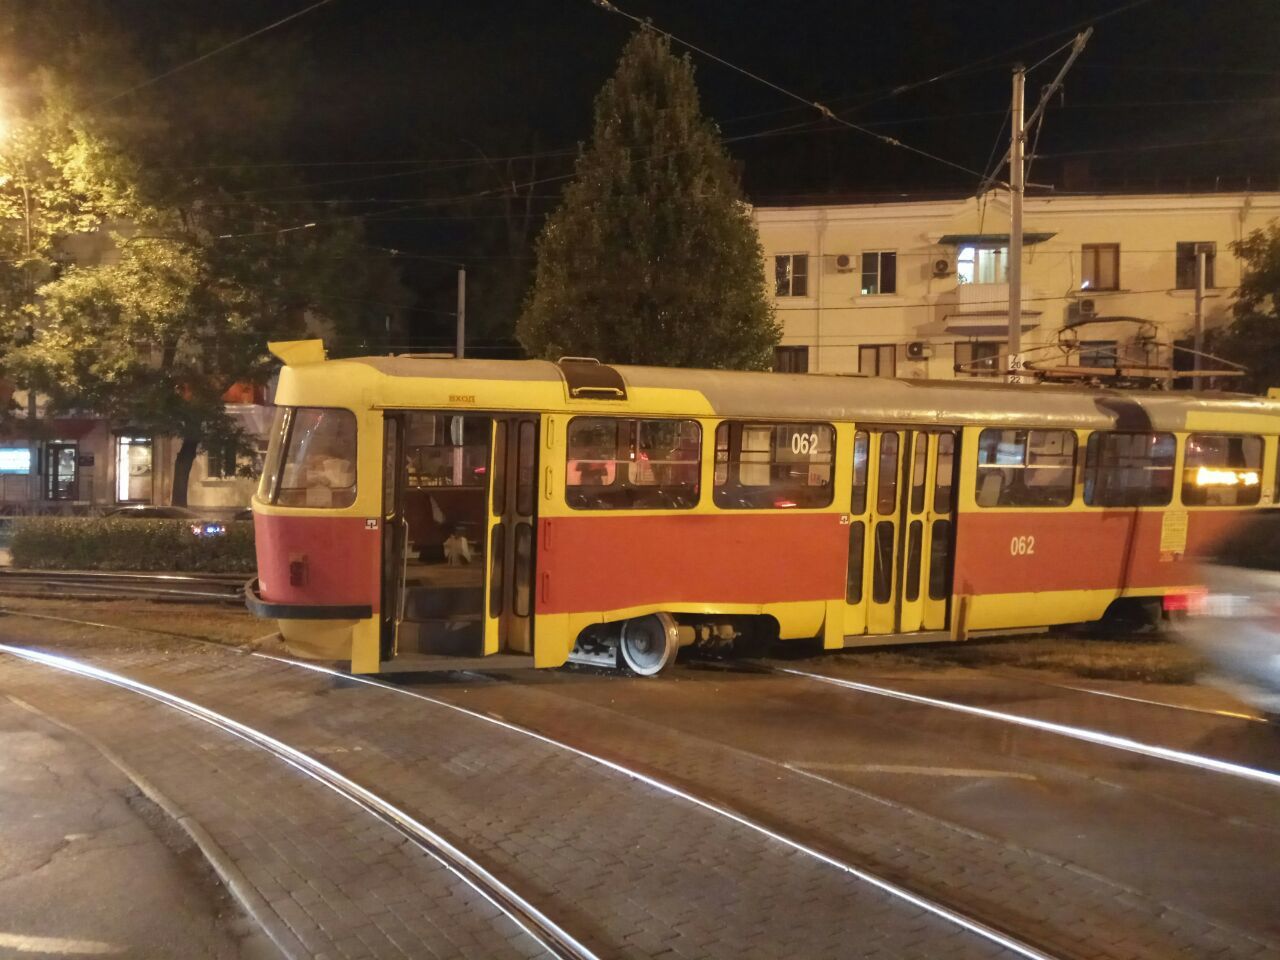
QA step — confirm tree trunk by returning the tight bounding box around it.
[170,436,200,507]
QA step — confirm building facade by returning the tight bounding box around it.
[754,190,1280,382]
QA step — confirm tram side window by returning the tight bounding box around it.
[713,421,834,509]
[264,407,358,508]
[565,417,700,510]
[1084,431,1176,507]
[1183,433,1262,507]
[975,429,1076,507]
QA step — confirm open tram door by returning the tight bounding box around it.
[380,411,539,666]
[842,427,958,641]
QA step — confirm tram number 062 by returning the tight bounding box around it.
[789,432,821,456]
[1009,535,1036,557]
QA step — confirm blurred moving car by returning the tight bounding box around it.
[1179,512,1280,721]
[105,505,201,519]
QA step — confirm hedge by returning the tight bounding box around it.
[10,517,256,573]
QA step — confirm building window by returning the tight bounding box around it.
[773,346,809,373]
[1175,242,1215,289]
[860,251,897,295]
[954,341,1005,377]
[115,436,153,503]
[1081,243,1119,290]
[205,441,239,479]
[713,421,834,509]
[774,254,809,297]
[956,245,1008,284]
[1078,340,1118,369]
[45,442,78,501]
[859,344,896,377]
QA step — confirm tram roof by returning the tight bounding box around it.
[335,355,1279,432]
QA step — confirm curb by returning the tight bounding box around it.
[5,694,305,960]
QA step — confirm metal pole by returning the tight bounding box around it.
[455,266,466,359]
[1007,66,1025,382]
[1193,248,1206,375]
[21,182,39,504]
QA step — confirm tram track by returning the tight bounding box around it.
[0,569,245,605]
[764,663,1280,789]
[3,608,1278,958]
[0,615,1064,960]
[0,641,596,960]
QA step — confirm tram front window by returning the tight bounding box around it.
[260,406,358,508]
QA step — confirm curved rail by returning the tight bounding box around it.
[0,643,598,960]
[771,665,1280,789]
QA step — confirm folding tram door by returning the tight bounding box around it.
[483,416,540,656]
[843,427,958,640]
[380,411,539,663]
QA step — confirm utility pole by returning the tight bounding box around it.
[1193,246,1207,374]
[455,266,466,359]
[1007,65,1025,383]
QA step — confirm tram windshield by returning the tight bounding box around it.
[258,406,358,508]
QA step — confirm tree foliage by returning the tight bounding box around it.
[518,29,778,369]
[1211,223,1280,393]
[0,2,406,503]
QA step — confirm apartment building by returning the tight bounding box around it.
[754,190,1280,381]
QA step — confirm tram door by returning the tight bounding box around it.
[382,412,492,660]
[482,417,539,656]
[843,428,958,639]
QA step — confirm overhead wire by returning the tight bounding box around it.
[95,0,340,108]
[588,0,991,181]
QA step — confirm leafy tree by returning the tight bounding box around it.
[1209,222,1280,393]
[0,3,407,504]
[518,29,778,369]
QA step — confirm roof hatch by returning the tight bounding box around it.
[557,357,627,401]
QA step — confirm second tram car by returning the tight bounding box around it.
[246,339,1279,675]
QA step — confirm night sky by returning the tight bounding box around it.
[111,0,1280,345]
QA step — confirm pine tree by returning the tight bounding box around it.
[518,29,778,369]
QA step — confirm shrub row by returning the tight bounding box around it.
[10,517,256,573]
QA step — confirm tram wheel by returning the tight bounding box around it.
[618,613,679,676]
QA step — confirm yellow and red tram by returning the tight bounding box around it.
[246,339,1280,675]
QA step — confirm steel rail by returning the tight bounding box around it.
[258,654,1060,960]
[0,643,598,960]
[772,666,1280,789]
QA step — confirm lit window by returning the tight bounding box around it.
[566,417,701,510]
[115,436,153,503]
[860,251,897,295]
[956,245,1008,284]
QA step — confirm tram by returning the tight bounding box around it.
[246,338,1280,675]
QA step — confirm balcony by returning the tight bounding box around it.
[946,283,1042,334]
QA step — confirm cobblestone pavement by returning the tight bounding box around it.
[0,635,1014,960]
[420,666,1280,959]
[0,657,555,960]
[479,661,1280,942]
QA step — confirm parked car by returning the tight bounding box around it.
[232,508,254,522]
[105,505,201,519]
[1178,513,1280,721]
[105,504,226,537]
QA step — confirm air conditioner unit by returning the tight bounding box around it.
[834,253,854,273]
[932,258,953,278]
[906,341,933,360]
[1079,297,1097,316]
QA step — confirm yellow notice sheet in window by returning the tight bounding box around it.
[1160,509,1189,559]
